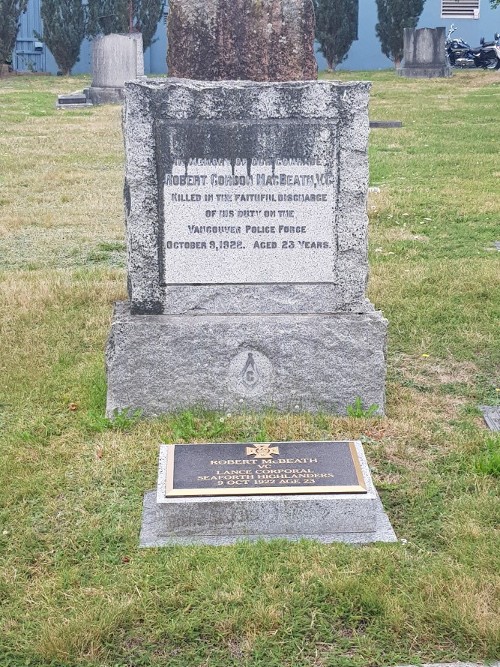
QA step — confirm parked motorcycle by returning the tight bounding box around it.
[446,24,500,70]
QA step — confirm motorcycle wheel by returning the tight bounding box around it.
[484,57,500,69]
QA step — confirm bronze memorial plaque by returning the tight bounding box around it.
[164,441,367,497]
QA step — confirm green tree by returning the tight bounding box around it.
[375,0,426,68]
[314,0,359,70]
[86,0,164,51]
[86,0,128,37]
[38,0,85,75]
[0,0,28,65]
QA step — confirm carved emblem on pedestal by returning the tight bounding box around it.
[228,349,272,398]
[242,352,258,388]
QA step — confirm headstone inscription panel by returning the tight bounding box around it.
[162,158,335,283]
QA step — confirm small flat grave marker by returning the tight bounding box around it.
[369,120,402,128]
[163,441,367,497]
[479,406,500,432]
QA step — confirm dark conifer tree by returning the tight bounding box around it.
[375,0,426,68]
[313,0,359,71]
[0,0,29,66]
[86,0,128,37]
[39,0,85,75]
[87,0,164,51]
[135,0,165,51]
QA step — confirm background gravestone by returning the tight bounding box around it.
[399,27,451,78]
[167,0,317,81]
[88,33,145,105]
[105,78,387,416]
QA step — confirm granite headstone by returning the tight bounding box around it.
[105,78,387,416]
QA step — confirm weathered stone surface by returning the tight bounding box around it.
[139,441,397,546]
[167,0,317,81]
[88,86,125,105]
[140,490,397,545]
[123,79,370,315]
[158,287,374,316]
[106,302,387,416]
[399,27,452,78]
[56,92,93,109]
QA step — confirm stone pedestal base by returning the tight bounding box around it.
[139,442,397,546]
[87,86,125,105]
[398,65,452,78]
[106,301,387,416]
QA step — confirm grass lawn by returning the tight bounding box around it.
[0,71,499,667]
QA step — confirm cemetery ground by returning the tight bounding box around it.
[0,71,499,667]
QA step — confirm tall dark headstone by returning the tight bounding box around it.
[167,0,317,81]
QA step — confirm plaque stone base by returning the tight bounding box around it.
[139,442,397,546]
[106,301,387,416]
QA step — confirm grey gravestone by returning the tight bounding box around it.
[139,441,397,546]
[88,33,145,105]
[106,78,387,416]
[479,406,500,431]
[167,0,317,81]
[399,27,451,78]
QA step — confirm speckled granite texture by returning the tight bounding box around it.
[167,0,317,81]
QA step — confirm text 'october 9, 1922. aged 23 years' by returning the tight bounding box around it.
[163,158,336,284]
